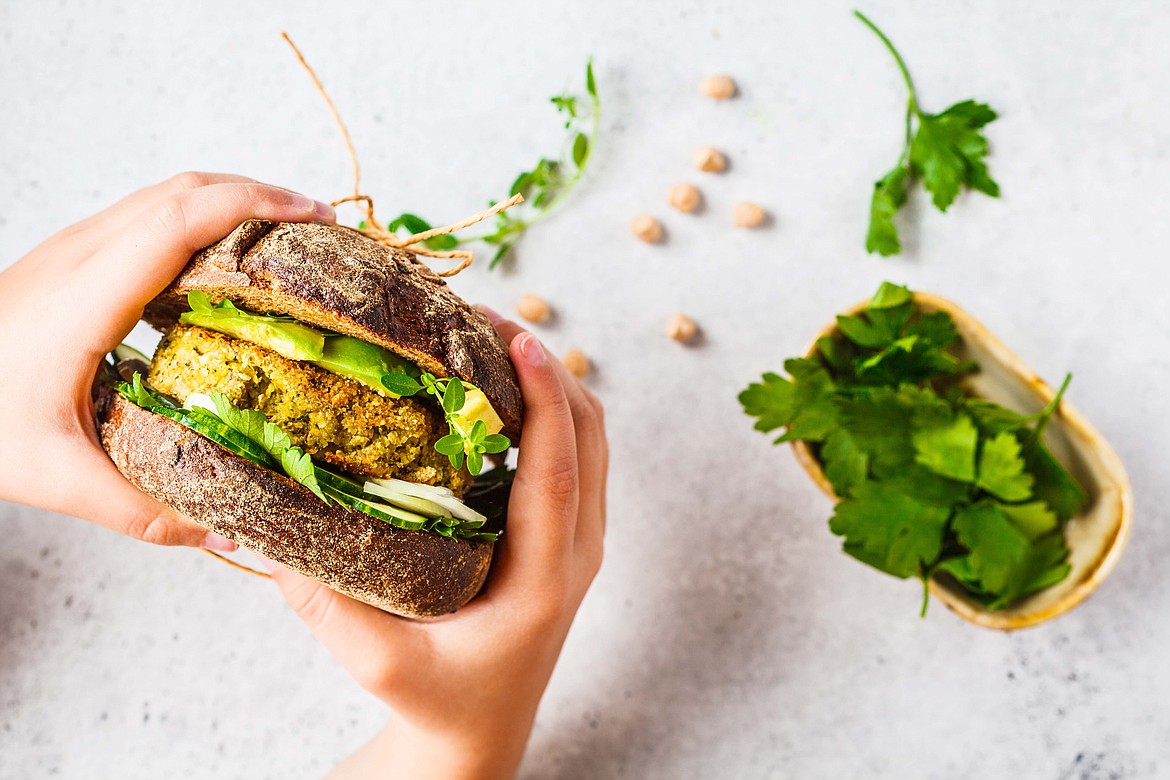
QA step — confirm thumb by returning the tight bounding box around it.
[263,562,425,697]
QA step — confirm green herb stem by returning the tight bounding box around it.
[854,10,919,113]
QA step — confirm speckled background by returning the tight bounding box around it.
[2,1,1169,778]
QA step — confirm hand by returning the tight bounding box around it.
[265,312,608,780]
[0,172,337,549]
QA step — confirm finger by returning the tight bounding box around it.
[492,332,579,586]
[477,305,607,542]
[264,562,425,697]
[28,172,258,271]
[48,442,236,549]
[69,182,336,348]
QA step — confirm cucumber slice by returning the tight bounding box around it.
[362,481,454,519]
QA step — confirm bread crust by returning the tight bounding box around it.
[95,384,493,618]
[142,220,522,439]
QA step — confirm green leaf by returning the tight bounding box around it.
[1021,437,1086,521]
[585,59,597,97]
[381,372,423,397]
[424,234,459,251]
[910,101,1000,212]
[489,241,514,270]
[481,434,511,454]
[510,171,534,198]
[443,378,466,414]
[572,132,589,168]
[834,388,916,478]
[388,213,434,234]
[905,311,958,349]
[739,372,796,433]
[976,431,1034,501]
[435,433,465,457]
[869,281,912,310]
[467,448,485,477]
[998,501,1058,541]
[821,428,869,497]
[836,314,892,349]
[187,290,214,314]
[952,501,1031,595]
[865,165,909,256]
[470,418,487,444]
[829,481,950,579]
[911,409,978,483]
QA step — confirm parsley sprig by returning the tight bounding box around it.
[855,11,1000,256]
[739,282,1086,614]
[381,372,510,475]
[384,60,599,269]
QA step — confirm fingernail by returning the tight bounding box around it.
[519,333,547,366]
[476,304,504,324]
[314,200,336,221]
[202,532,238,552]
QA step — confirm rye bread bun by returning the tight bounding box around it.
[95,383,493,618]
[142,219,522,440]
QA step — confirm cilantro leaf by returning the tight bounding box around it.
[829,480,949,579]
[976,431,1034,501]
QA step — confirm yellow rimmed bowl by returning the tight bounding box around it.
[792,292,1132,631]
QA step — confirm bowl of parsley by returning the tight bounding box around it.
[740,282,1131,630]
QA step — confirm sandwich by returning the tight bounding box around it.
[94,219,523,618]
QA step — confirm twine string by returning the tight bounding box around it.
[280,32,522,277]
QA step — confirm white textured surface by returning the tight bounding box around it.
[2,1,1168,777]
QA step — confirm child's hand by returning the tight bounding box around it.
[0,173,336,549]
[266,312,608,780]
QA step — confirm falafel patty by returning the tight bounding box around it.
[147,324,470,493]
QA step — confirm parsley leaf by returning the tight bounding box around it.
[855,11,1000,256]
[976,431,1034,501]
[829,480,949,579]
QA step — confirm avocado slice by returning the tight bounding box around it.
[315,335,416,396]
[180,292,325,361]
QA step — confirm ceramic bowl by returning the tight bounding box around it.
[791,292,1132,630]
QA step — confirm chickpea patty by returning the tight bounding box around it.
[147,325,469,493]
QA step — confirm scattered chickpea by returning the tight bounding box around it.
[562,349,591,378]
[669,183,701,213]
[515,294,551,324]
[693,146,727,173]
[733,202,767,228]
[666,313,699,343]
[700,74,737,100]
[631,213,664,243]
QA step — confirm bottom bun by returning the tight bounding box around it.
[95,385,493,618]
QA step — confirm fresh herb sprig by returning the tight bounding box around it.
[739,282,1085,614]
[855,11,1000,257]
[385,60,599,269]
[382,372,510,475]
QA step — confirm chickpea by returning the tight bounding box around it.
[733,202,767,228]
[515,294,551,324]
[562,349,591,378]
[631,213,664,243]
[700,74,737,100]
[669,183,701,213]
[693,146,727,173]
[666,313,699,343]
